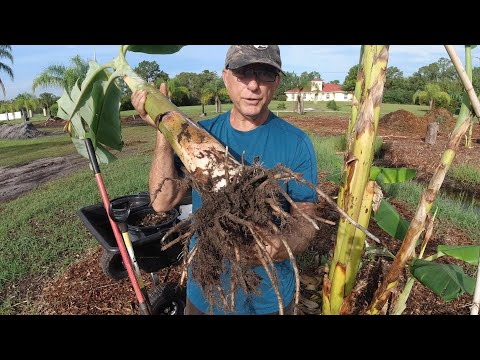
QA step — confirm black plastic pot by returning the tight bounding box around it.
[127,207,179,242]
[78,191,188,279]
[111,193,150,212]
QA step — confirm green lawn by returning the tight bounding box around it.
[0,134,75,167]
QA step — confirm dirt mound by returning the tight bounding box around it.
[380,110,427,134]
[380,108,456,135]
[0,123,46,139]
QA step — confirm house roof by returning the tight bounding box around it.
[322,83,343,92]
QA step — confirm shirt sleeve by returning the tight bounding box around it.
[287,134,318,203]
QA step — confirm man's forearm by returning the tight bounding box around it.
[149,131,187,212]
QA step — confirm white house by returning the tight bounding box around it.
[285,79,353,102]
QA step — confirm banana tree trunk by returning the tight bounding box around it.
[123,73,239,190]
[347,46,365,137]
[367,45,476,314]
[458,46,475,149]
[465,122,473,148]
[322,46,389,315]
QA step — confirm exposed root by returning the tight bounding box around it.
[180,245,197,286]
[161,217,193,244]
[269,220,301,315]
[161,230,193,251]
[276,185,319,230]
[253,240,283,314]
[159,161,378,314]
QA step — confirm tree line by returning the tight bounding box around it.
[343,57,480,114]
[2,51,479,119]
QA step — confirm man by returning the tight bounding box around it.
[131,45,318,315]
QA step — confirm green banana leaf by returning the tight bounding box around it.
[372,199,410,240]
[370,166,416,183]
[57,61,122,163]
[411,259,475,302]
[437,245,480,266]
[126,45,185,54]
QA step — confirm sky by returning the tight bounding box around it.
[2,45,479,101]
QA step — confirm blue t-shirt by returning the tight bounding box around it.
[187,110,318,314]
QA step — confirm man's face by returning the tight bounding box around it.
[222,63,280,120]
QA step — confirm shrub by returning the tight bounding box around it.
[120,95,135,111]
[277,102,286,110]
[326,100,339,111]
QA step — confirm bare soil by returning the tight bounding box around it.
[132,212,175,227]
[4,110,480,315]
[286,109,480,197]
[0,155,88,202]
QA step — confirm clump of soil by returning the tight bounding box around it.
[0,123,46,139]
[132,212,175,227]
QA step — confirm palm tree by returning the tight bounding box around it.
[32,55,89,93]
[14,93,39,123]
[166,78,190,104]
[0,101,11,120]
[293,78,311,114]
[38,92,57,118]
[201,78,229,113]
[312,82,321,104]
[412,83,451,110]
[0,45,14,99]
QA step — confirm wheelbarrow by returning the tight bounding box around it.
[78,137,192,315]
[78,191,192,315]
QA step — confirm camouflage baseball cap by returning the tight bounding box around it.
[225,45,282,72]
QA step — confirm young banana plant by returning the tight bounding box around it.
[58,45,240,191]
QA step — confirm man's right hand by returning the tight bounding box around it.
[131,83,168,127]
